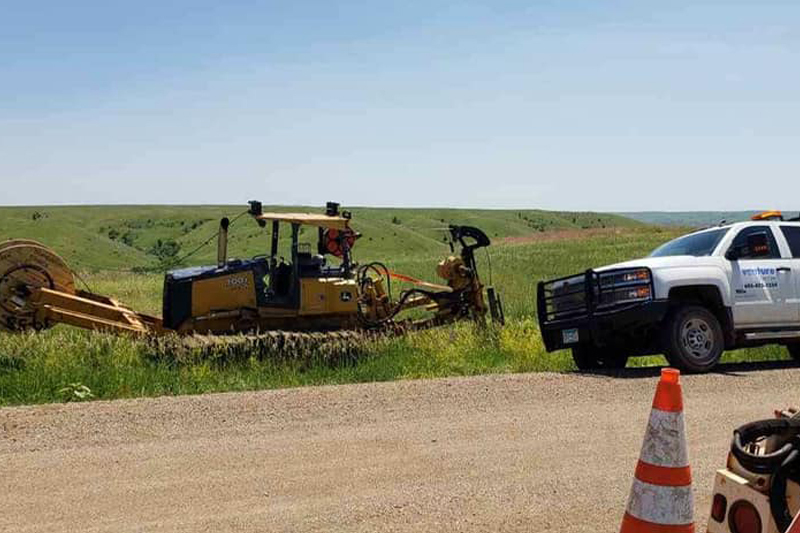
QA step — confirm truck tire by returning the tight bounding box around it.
[571,345,629,371]
[663,305,724,373]
[601,352,629,369]
[571,345,599,371]
[788,344,800,363]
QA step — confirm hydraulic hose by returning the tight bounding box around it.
[356,262,392,301]
[770,449,800,532]
[731,418,800,474]
[357,287,439,328]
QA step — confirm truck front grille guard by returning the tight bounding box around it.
[537,268,655,324]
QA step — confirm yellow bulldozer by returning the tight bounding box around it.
[0,202,504,345]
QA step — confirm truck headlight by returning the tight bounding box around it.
[621,269,650,283]
[598,285,652,306]
[596,268,653,306]
[598,268,651,287]
[621,285,652,301]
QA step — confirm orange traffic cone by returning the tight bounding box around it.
[620,368,694,533]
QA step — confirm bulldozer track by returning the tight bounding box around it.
[147,329,387,364]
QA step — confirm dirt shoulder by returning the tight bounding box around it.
[2,365,798,532]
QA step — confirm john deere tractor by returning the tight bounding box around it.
[0,201,504,344]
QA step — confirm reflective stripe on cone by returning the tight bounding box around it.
[639,410,689,468]
[626,479,693,525]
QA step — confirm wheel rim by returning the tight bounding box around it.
[680,316,717,365]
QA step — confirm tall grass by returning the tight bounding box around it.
[0,319,789,407]
[0,226,793,406]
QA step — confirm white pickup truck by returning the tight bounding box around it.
[537,212,800,373]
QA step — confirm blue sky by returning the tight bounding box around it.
[1,1,798,210]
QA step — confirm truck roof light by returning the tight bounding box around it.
[751,210,783,221]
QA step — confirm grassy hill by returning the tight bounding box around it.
[621,211,761,227]
[0,205,641,271]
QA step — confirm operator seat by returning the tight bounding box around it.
[297,251,326,277]
[272,261,292,297]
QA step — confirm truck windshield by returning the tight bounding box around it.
[649,228,729,257]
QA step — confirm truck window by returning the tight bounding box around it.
[649,228,728,257]
[780,226,800,258]
[728,226,781,259]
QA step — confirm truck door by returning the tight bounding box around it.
[779,225,800,322]
[728,225,797,327]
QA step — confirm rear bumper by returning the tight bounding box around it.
[706,467,800,533]
[538,298,670,352]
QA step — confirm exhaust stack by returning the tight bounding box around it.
[217,217,230,268]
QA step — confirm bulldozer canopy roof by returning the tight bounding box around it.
[253,212,350,230]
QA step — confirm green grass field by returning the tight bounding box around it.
[0,206,791,406]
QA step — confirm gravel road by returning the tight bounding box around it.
[2,363,798,532]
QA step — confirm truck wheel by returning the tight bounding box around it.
[787,344,800,363]
[663,305,724,373]
[571,346,628,371]
[571,345,600,371]
[600,352,629,369]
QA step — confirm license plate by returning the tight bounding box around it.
[562,328,579,345]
